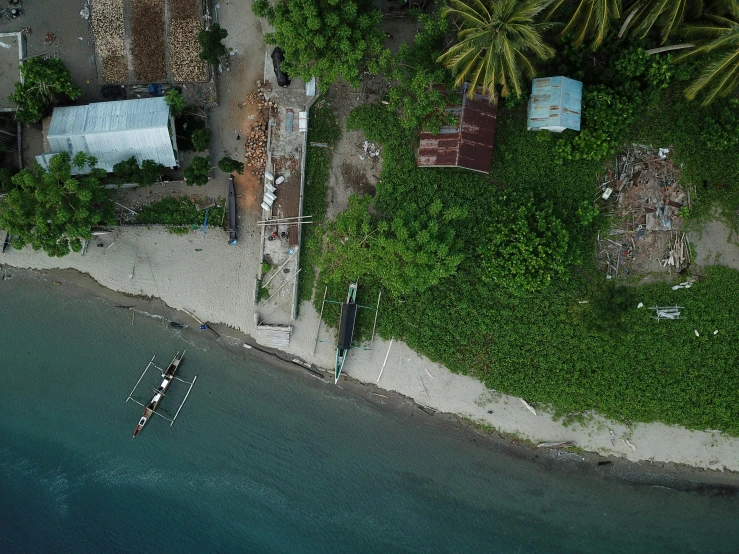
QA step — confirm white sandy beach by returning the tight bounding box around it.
[3,221,739,474]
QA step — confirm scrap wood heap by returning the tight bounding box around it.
[597,147,691,278]
[242,86,277,176]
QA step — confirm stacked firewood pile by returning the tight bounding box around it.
[245,123,268,175]
[91,0,127,83]
[131,0,166,82]
[243,89,278,110]
[169,0,206,82]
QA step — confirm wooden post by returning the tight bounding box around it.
[370,291,381,347]
[313,286,328,355]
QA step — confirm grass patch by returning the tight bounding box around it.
[296,96,341,309]
[133,196,225,228]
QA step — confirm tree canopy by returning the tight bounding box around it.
[217,156,244,174]
[164,89,185,116]
[10,58,81,124]
[380,12,458,134]
[437,0,557,100]
[198,23,228,66]
[0,153,114,257]
[184,156,210,186]
[253,0,384,88]
[546,0,621,49]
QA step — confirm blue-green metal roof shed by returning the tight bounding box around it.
[527,76,582,133]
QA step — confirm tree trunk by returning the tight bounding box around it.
[645,44,695,55]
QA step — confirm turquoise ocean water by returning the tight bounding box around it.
[1,273,738,553]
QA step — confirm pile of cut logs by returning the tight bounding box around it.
[245,123,268,175]
[243,89,278,110]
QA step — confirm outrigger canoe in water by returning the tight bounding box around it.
[335,282,358,384]
[132,351,184,438]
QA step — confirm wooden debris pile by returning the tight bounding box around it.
[245,122,268,176]
[131,0,166,82]
[168,0,206,82]
[598,147,691,277]
[91,0,127,83]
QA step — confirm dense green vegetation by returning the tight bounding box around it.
[10,58,80,124]
[133,196,225,228]
[184,156,210,186]
[253,0,383,88]
[296,97,341,308]
[0,153,114,257]
[198,23,228,67]
[217,156,244,174]
[312,101,739,434]
[112,157,167,186]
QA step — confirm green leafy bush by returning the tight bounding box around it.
[164,89,185,117]
[184,156,210,186]
[554,86,637,163]
[217,156,244,174]
[198,23,228,67]
[10,58,81,124]
[478,193,570,294]
[191,128,211,152]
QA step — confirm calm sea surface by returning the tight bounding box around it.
[1,272,738,553]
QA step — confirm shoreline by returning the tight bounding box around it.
[4,263,739,490]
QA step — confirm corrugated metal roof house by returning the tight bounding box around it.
[36,97,178,173]
[417,86,498,174]
[527,76,582,133]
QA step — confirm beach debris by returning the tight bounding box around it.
[672,280,694,290]
[651,306,683,320]
[521,398,537,415]
[536,441,575,449]
[637,302,644,309]
[714,330,719,335]
[376,337,394,384]
[694,329,700,337]
[610,429,616,446]
[621,438,636,451]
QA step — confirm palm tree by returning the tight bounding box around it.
[619,0,738,44]
[546,0,621,49]
[437,0,557,100]
[674,14,739,104]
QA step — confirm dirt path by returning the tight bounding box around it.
[689,213,739,270]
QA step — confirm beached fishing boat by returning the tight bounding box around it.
[132,351,184,438]
[228,175,237,245]
[335,282,358,384]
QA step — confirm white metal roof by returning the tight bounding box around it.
[36,97,178,172]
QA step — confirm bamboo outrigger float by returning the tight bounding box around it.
[335,283,358,384]
[126,351,197,438]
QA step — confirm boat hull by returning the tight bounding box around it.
[131,352,184,438]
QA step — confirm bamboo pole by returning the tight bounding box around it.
[170,376,197,427]
[126,356,155,402]
[263,269,302,305]
[370,291,381,346]
[262,251,295,288]
[376,338,393,384]
[313,286,328,355]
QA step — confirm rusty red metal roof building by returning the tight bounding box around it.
[417,86,498,174]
